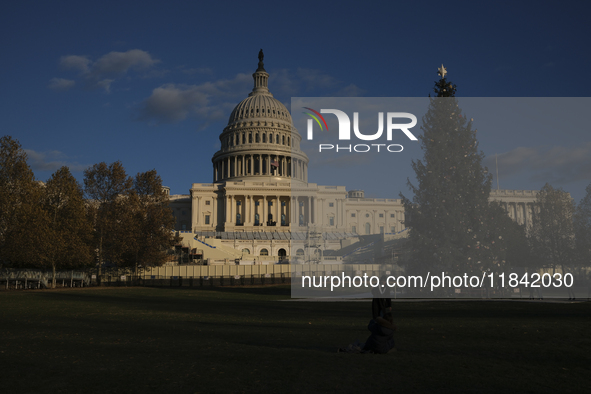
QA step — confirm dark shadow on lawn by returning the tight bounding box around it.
[164,284,292,297]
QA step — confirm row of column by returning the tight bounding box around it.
[218,195,290,227]
[502,202,534,227]
[225,131,290,148]
[213,154,308,182]
[193,193,409,233]
[192,195,333,228]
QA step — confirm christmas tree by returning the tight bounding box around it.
[401,65,496,277]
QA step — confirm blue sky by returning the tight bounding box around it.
[2,1,591,202]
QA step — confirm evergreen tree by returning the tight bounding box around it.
[401,67,496,277]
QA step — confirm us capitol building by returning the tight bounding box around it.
[166,53,538,265]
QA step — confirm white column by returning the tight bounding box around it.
[262,196,267,226]
[305,196,312,226]
[229,195,234,224]
[212,196,217,229]
[223,195,229,225]
[192,196,200,229]
[245,195,250,225]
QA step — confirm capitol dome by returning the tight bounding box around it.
[212,51,309,183]
[227,93,292,128]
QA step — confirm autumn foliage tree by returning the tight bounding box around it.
[0,136,47,267]
[121,170,177,271]
[2,136,176,280]
[84,161,133,276]
[574,183,591,269]
[84,162,176,276]
[41,166,94,287]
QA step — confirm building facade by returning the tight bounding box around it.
[168,54,537,263]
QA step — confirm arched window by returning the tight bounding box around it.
[242,248,250,254]
[262,134,266,143]
[288,137,290,146]
[260,248,269,256]
[249,133,252,143]
[282,135,285,145]
[276,134,279,144]
[296,249,304,256]
[242,133,245,144]
[256,133,259,143]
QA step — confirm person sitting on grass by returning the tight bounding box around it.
[363,312,396,354]
[338,313,397,354]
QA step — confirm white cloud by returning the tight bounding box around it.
[25,149,88,173]
[485,143,591,185]
[53,49,160,92]
[138,68,365,124]
[96,79,115,93]
[60,55,91,72]
[47,78,75,91]
[92,49,159,76]
[138,74,252,123]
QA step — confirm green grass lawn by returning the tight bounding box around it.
[0,286,590,393]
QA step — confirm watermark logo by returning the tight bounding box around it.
[303,108,418,153]
[302,107,329,132]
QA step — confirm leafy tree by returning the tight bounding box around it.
[530,183,576,274]
[121,170,177,272]
[84,161,133,279]
[574,183,591,269]
[0,136,46,267]
[41,167,94,287]
[401,69,495,276]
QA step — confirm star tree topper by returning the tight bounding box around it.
[438,64,447,79]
